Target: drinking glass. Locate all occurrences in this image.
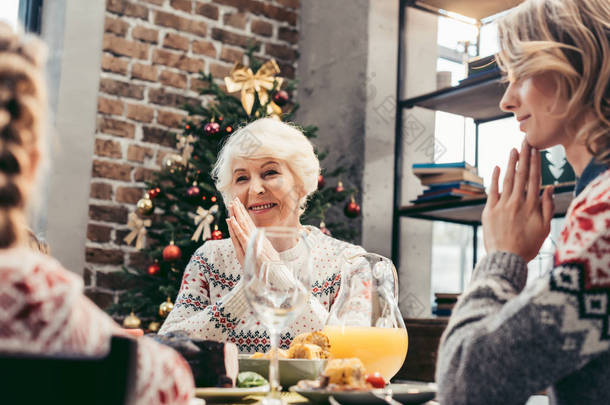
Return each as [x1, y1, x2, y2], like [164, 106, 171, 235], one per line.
[323, 253, 408, 383]
[244, 227, 312, 405]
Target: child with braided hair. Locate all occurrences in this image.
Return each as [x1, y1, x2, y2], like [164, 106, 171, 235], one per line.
[0, 23, 194, 404]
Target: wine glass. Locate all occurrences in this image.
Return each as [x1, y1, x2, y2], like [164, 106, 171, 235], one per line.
[243, 226, 312, 405]
[323, 253, 408, 383]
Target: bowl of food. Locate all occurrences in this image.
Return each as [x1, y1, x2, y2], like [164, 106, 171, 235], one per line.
[238, 331, 330, 388]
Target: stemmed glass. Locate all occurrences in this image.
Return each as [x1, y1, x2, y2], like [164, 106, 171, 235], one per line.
[323, 253, 408, 383]
[243, 226, 312, 405]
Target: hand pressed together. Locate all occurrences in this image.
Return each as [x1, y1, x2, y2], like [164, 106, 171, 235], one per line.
[482, 141, 555, 262]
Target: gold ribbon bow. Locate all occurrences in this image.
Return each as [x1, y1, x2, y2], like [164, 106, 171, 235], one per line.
[224, 60, 284, 116]
[191, 205, 219, 242]
[124, 212, 151, 250]
[176, 134, 196, 161]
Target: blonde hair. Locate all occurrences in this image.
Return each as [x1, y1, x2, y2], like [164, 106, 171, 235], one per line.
[496, 0, 610, 164]
[0, 23, 46, 248]
[211, 118, 320, 212]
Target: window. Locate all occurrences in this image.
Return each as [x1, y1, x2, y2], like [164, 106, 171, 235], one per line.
[0, 0, 42, 33]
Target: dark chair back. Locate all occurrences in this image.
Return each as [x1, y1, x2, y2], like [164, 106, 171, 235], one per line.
[0, 336, 137, 405]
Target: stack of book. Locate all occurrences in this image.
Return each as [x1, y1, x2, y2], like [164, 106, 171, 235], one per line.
[411, 161, 486, 204]
[434, 293, 460, 317]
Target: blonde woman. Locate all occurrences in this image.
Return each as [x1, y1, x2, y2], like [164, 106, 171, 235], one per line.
[0, 24, 194, 404]
[159, 118, 367, 352]
[436, 0, 609, 404]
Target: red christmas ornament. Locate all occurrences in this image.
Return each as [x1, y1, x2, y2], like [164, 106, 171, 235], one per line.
[335, 181, 345, 193]
[344, 197, 361, 218]
[211, 225, 223, 240]
[320, 221, 331, 236]
[163, 242, 182, 262]
[318, 174, 325, 189]
[204, 122, 220, 136]
[187, 185, 201, 198]
[148, 187, 161, 199]
[273, 90, 290, 107]
[147, 262, 161, 276]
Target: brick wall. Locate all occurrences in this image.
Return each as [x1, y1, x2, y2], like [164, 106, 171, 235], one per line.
[85, 0, 299, 308]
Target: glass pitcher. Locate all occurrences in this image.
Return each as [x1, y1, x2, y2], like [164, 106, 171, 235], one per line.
[323, 253, 408, 382]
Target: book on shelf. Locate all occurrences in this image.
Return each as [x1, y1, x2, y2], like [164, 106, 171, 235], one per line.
[420, 187, 485, 198]
[427, 180, 486, 191]
[412, 161, 477, 177]
[410, 191, 485, 204]
[419, 170, 484, 186]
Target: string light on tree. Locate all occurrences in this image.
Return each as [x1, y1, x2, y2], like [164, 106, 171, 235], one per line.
[148, 187, 161, 199]
[318, 174, 325, 189]
[335, 181, 345, 193]
[147, 262, 161, 276]
[319, 221, 331, 236]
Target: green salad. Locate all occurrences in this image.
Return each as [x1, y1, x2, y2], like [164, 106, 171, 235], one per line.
[236, 371, 268, 388]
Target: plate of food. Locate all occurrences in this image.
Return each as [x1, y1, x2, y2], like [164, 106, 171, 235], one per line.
[239, 331, 330, 388]
[195, 371, 270, 401]
[290, 358, 436, 405]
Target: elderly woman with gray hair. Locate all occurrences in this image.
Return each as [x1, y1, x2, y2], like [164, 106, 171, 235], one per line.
[159, 118, 365, 353]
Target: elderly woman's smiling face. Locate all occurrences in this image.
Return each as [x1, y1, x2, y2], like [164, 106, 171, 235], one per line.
[229, 157, 304, 228]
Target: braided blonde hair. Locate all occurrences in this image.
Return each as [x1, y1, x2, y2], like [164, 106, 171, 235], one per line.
[0, 22, 46, 248]
[496, 0, 610, 164]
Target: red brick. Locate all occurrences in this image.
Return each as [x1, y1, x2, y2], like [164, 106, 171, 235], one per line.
[278, 61, 295, 79]
[90, 182, 113, 200]
[209, 62, 232, 78]
[157, 109, 186, 128]
[95, 138, 122, 159]
[126, 103, 154, 123]
[170, 0, 192, 12]
[84, 268, 93, 287]
[163, 33, 189, 51]
[154, 11, 207, 37]
[132, 26, 159, 44]
[211, 28, 259, 49]
[127, 145, 154, 162]
[152, 49, 206, 73]
[195, 2, 219, 20]
[134, 167, 156, 182]
[251, 19, 272, 37]
[84, 290, 115, 310]
[100, 78, 145, 99]
[212, 0, 262, 13]
[104, 16, 128, 36]
[261, 3, 296, 24]
[97, 269, 142, 289]
[131, 63, 158, 82]
[277, 0, 298, 9]
[87, 224, 112, 243]
[97, 97, 124, 115]
[103, 34, 149, 60]
[101, 54, 128, 75]
[159, 70, 187, 89]
[97, 117, 136, 138]
[116, 186, 144, 204]
[192, 40, 216, 57]
[142, 126, 177, 147]
[86, 247, 125, 265]
[148, 88, 200, 109]
[89, 204, 128, 223]
[140, 0, 164, 4]
[128, 252, 149, 271]
[106, 0, 149, 20]
[92, 160, 133, 181]
[223, 12, 247, 29]
[278, 27, 298, 44]
[220, 46, 243, 63]
[190, 77, 209, 92]
[265, 42, 297, 62]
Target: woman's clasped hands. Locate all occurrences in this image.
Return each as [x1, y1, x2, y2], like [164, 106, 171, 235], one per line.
[226, 197, 280, 270]
[482, 140, 555, 262]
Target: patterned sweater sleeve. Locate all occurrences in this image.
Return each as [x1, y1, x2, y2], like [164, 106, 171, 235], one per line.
[159, 242, 250, 340]
[0, 252, 194, 405]
[435, 183, 610, 405]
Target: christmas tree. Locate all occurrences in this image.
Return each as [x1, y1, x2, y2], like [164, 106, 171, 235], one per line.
[110, 51, 361, 329]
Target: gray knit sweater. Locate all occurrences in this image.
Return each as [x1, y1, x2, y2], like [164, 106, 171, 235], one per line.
[436, 169, 610, 405]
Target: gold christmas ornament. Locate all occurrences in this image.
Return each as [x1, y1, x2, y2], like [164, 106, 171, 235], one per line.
[159, 297, 174, 318]
[162, 153, 186, 173]
[124, 212, 151, 249]
[148, 321, 161, 333]
[224, 59, 284, 116]
[122, 311, 141, 329]
[136, 195, 154, 216]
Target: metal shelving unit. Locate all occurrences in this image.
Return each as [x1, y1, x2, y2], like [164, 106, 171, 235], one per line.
[391, 0, 572, 268]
